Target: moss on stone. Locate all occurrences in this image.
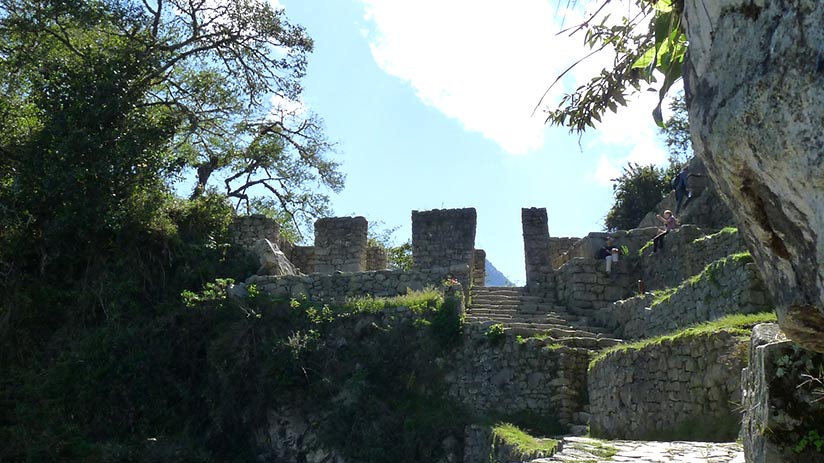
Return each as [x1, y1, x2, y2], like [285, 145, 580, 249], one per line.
[491, 423, 559, 457]
[692, 226, 738, 245]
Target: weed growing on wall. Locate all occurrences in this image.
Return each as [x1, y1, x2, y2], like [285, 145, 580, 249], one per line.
[769, 344, 824, 456]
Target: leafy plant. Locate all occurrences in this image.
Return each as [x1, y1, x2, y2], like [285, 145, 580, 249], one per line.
[542, 0, 687, 132]
[485, 323, 507, 343]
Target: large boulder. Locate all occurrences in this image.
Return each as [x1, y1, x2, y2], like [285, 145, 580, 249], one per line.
[256, 238, 299, 276]
[684, 0, 824, 352]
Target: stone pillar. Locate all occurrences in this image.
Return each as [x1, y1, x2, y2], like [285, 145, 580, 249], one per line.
[366, 246, 388, 271]
[229, 214, 281, 252]
[522, 208, 554, 295]
[313, 216, 368, 274]
[411, 208, 477, 287]
[472, 249, 486, 288]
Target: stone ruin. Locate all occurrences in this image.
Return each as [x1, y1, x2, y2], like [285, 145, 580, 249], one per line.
[230, 206, 821, 463]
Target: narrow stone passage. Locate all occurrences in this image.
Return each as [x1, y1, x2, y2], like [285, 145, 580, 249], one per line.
[532, 437, 744, 463]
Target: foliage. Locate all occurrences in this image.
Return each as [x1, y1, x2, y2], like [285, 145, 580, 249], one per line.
[1, 284, 469, 462]
[660, 93, 692, 164]
[604, 162, 681, 231]
[430, 295, 465, 347]
[0, 1, 350, 460]
[768, 344, 824, 454]
[366, 223, 414, 271]
[542, 0, 687, 131]
[0, 0, 341, 308]
[794, 430, 824, 454]
[484, 323, 507, 343]
[387, 240, 415, 271]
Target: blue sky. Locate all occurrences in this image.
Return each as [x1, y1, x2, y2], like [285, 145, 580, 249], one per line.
[277, 0, 670, 284]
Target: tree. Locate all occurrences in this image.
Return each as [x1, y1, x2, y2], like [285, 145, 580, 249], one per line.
[367, 223, 414, 271]
[604, 162, 677, 231]
[540, 0, 686, 131]
[0, 0, 341, 276]
[660, 92, 691, 165]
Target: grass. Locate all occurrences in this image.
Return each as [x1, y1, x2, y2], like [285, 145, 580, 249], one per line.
[649, 287, 677, 308]
[638, 239, 654, 257]
[341, 287, 443, 314]
[588, 312, 777, 370]
[642, 251, 754, 309]
[491, 423, 559, 456]
[692, 226, 738, 244]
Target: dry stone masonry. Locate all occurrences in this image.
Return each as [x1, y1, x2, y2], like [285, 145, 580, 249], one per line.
[588, 330, 748, 441]
[313, 216, 368, 274]
[640, 225, 744, 292]
[447, 328, 590, 427]
[412, 208, 477, 289]
[227, 203, 805, 461]
[740, 324, 824, 463]
[365, 245, 387, 271]
[522, 208, 555, 297]
[601, 256, 773, 340]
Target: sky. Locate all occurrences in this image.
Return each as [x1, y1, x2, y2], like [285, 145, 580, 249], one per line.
[276, 0, 671, 285]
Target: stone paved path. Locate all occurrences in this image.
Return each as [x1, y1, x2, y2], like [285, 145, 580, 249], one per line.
[532, 437, 745, 463]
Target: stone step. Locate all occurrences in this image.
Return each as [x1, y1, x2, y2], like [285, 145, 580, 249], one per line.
[506, 323, 598, 337]
[468, 300, 521, 308]
[468, 309, 577, 326]
[469, 297, 521, 305]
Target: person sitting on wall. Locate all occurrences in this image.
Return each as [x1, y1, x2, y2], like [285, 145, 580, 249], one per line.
[652, 210, 678, 253]
[595, 237, 621, 274]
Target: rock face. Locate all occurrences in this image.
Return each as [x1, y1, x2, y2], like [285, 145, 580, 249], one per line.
[740, 324, 824, 463]
[684, 0, 824, 352]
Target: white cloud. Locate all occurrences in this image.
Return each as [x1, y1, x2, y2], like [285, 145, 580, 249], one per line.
[360, 0, 589, 154]
[359, 0, 669, 167]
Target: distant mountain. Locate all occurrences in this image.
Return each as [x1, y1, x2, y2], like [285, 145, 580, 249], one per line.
[485, 259, 515, 287]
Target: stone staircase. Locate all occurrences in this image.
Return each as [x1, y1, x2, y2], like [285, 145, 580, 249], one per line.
[467, 286, 622, 349]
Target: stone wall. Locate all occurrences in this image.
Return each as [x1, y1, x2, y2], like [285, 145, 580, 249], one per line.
[640, 225, 745, 291]
[555, 228, 660, 269]
[588, 330, 748, 441]
[462, 425, 555, 463]
[549, 237, 581, 269]
[741, 324, 824, 463]
[522, 208, 554, 296]
[554, 257, 638, 314]
[229, 215, 282, 251]
[412, 208, 477, 289]
[314, 216, 368, 274]
[447, 326, 590, 426]
[366, 246, 388, 271]
[472, 249, 486, 288]
[247, 268, 455, 303]
[600, 256, 773, 340]
[289, 245, 315, 274]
